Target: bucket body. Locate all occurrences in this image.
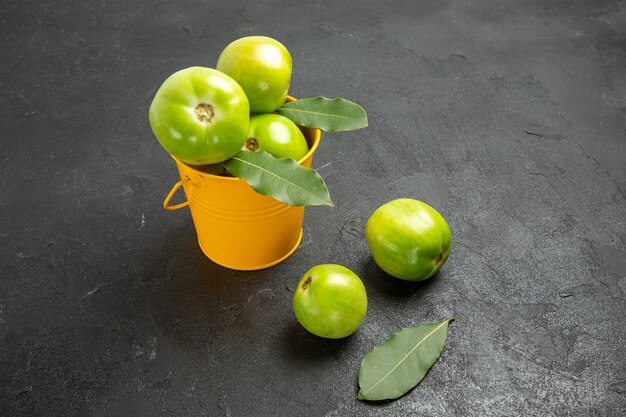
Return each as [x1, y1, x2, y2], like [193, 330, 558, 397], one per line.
[165, 122, 321, 271]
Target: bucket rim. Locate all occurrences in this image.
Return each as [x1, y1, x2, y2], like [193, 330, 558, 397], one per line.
[169, 96, 321, 182]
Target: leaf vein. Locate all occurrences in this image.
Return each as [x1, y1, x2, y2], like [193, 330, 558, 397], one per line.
[282, 108, 354, 120]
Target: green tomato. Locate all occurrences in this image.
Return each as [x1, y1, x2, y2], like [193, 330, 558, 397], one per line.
[365, 198, 452, 281]
[216, 36, 292, 113]
[293, 264, 367, 339]
[149, 66, 250, 165]
[243, 114, 309, 160]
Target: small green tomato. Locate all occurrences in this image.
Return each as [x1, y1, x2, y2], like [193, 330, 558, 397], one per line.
[216, 36, 292, 113]
[148, 66, 250, 165]
[365, 198, 452, 281]
[243, 114, 309, 160]
[292, 264, 367, 339]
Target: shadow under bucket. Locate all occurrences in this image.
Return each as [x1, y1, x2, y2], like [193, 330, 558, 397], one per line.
[162, 115, 321, 271]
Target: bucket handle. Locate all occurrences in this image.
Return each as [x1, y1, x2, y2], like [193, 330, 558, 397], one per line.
[163, 177, 190, 211]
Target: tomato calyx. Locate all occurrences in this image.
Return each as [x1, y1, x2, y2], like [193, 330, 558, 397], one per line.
[242, 138, 259, 152]
[194, 103, 215, 123]
[434, 251, 443, 265]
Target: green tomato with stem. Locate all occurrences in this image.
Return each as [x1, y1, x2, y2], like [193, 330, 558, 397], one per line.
[216, 36, 292, 113]
[293, 264, 367, 339]
[365, 198, 452, 281]
[243, 114, 309, 160]
[149, 66, 250, 165]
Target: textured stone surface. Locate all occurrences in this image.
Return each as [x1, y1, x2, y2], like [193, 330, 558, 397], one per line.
[1, 0, 625, 416]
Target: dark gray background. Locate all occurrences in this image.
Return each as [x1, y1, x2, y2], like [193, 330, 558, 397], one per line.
[1, 0, 625, 416]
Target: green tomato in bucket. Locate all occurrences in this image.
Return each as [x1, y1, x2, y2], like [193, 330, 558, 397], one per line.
[243, 113, 309, 160]
[216, 36, 292, 113]
[148, 66, 250, 165]
[365, 198, 452, 281]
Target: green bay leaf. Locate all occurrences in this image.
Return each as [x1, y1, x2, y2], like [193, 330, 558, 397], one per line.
[223, 150, 333, 207]
[276, 97, 368, 132]
[357, 318, 454, 401]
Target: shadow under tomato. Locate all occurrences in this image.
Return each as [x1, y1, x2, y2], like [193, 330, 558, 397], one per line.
[360, 257, 441, 301]
[279, 321, 356, 364]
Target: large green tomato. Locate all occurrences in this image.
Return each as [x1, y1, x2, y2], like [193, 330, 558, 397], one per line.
[293, 264, 367, 339]
[216, 36, 292, 113]
[365, 198, 452, 281]
[243, 114, 309, 160]
[149, 66, 250, 165]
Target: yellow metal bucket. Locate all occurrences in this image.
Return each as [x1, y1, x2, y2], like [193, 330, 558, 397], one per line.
[162, 116, 321, 271]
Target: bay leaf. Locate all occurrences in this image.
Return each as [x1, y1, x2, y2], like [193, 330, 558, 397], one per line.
[276, 97, 368, 132]
[223, 150, 333, 207]
[357, 318, 454, 401]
